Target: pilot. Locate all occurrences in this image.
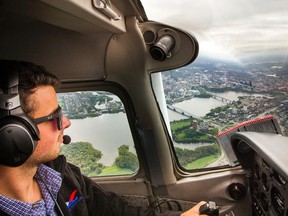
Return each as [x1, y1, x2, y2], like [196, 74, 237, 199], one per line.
[0, 60, 207, 216]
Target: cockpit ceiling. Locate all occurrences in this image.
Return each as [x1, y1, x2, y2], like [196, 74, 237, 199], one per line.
[0, 0, 146, 33]
[0, 0, 145, 81]
[0, 13, 109, 81]
[0, 0, 199, 81]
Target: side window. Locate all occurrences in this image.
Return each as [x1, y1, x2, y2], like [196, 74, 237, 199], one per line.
[57, 91, 139, 177]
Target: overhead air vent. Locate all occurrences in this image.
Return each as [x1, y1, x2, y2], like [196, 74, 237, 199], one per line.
[150, 34, 175, 61]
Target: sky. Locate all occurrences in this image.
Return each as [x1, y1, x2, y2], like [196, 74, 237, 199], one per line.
[141, 0, 288, 62]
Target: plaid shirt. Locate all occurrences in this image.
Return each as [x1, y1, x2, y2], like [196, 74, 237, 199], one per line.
[0, 164, 62, 216]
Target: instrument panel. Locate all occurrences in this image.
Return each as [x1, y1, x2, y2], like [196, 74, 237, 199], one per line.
[252, 153, 288, 216]
[230, 132, 288, 216]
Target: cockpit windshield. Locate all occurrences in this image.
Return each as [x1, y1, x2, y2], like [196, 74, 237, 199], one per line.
[144, 0, 288, 170]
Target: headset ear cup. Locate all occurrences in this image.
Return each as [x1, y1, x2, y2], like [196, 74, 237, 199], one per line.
[0, 60, 41, 167]
[0, 116, 38, 167]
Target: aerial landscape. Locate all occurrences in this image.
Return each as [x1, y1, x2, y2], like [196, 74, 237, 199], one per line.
[59, 55, 288, 175]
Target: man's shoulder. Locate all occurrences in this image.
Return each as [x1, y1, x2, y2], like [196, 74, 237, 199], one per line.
[44, 155, 83, 181]
[44, 155, 67, 173]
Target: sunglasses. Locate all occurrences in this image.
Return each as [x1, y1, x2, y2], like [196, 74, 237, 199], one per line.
[33, 106, 63, 130]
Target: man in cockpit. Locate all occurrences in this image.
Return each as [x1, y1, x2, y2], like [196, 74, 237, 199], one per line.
[0, 60, 207, 216]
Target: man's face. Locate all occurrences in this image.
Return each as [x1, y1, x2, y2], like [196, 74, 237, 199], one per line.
[27, 85, 71, 164]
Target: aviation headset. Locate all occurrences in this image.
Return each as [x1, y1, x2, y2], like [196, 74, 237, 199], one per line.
[0, 60, 40, 167]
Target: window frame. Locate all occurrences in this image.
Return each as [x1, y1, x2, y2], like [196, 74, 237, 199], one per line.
[58, 80, 147, 180]
[150, 72, 233, 176]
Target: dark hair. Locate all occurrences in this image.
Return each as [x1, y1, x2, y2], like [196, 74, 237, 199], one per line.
[18, 61, 60, 116]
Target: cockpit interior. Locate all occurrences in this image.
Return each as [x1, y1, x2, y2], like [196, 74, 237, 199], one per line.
[1, 0, 288, 215]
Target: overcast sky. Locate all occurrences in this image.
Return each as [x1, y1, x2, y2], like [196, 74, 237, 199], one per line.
[142, 0, 288, 62]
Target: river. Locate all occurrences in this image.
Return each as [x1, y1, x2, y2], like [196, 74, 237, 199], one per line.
[170, 91, 250, 119]
[64, 91, 251, 166]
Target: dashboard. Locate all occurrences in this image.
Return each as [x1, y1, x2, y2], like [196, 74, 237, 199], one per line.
[252, 153, 287, 216]
[230, 132, 288, 216]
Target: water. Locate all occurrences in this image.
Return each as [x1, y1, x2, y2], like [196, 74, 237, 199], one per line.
[64, 91, 251, 165]
[65, 113, 134, 166]
[169, 92, 251, 150]
[172, 91, 249, 118]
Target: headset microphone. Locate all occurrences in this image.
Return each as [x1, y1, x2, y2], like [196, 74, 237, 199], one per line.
[63, 135, 71, 145]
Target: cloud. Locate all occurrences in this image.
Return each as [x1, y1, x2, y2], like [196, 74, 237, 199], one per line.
[201, 11, 288, 58]
[142, 0, 288, 60]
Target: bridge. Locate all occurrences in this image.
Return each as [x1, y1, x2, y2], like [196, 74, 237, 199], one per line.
[167, 105, 200, 119]
[167, 104, 225, 131]
[167, 92, 233, 119]
[209, 93, 233, 103]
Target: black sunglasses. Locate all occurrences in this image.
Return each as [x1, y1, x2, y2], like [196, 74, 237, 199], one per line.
[33, 106, 63, 130]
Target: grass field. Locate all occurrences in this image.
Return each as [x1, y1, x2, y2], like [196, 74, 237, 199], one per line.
[92, 154, 220, 176]
[170, 120, 191, 131]
[184, 154, 219, 169]
[99, 164, 134, 176]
